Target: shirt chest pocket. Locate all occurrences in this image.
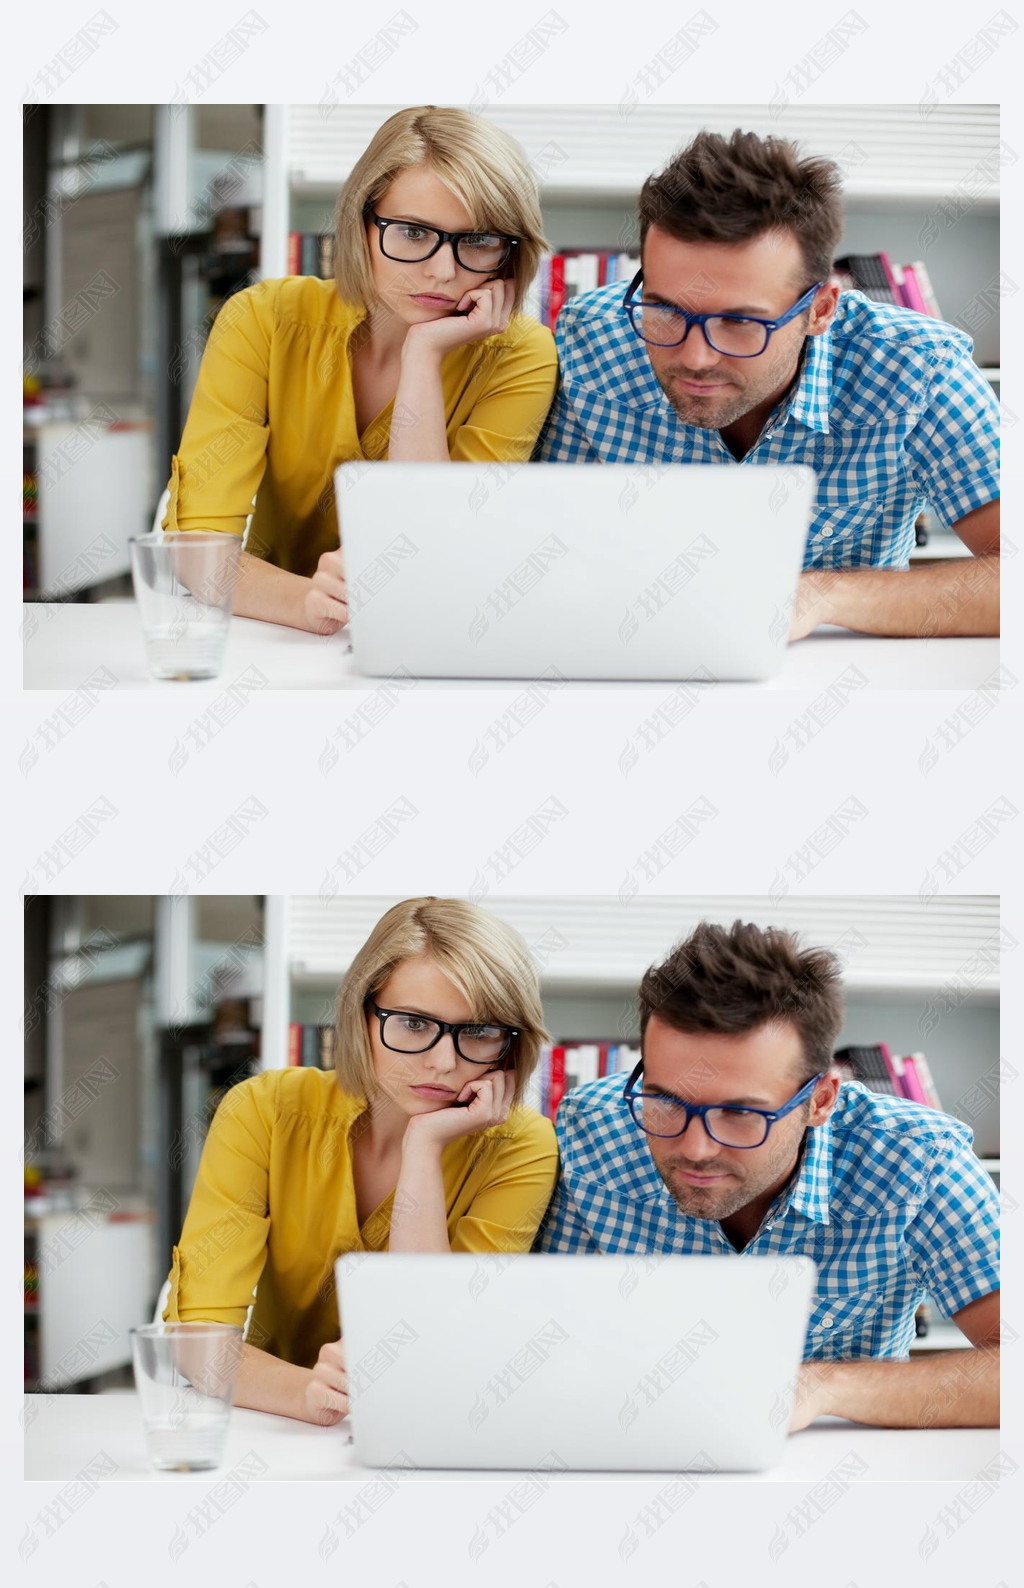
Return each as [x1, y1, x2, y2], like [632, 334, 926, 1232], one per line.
[805, 1291, 883, 1359]
[805, 497, 881, 569]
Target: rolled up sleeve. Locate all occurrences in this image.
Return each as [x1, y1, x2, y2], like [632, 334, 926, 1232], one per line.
[163, 1076, 274, 1327]
[905, 344, 1000, 531]
[164, 283, 274, 538]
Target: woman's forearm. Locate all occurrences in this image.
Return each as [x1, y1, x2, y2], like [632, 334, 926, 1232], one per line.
[387, 1136, 452, 1251]
[232, 549, 319, 631]
[231, 1340, 316, 1422]
[387, 345, 451, 462]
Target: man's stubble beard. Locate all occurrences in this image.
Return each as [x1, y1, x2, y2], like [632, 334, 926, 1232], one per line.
[653, 1157, 752, 1221]
[651, 333, 807, 433]
[654, 373, 753, 432]
[653, 1123, 810, 1224]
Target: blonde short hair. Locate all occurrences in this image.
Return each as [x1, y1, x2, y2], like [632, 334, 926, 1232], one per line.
[334, 106, 548, 317]
[334, 897, 548, 1109]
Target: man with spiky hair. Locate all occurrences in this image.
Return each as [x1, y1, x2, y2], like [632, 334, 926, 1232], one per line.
[537, 129, 999, 639]
[536, 920, 1000, 1429]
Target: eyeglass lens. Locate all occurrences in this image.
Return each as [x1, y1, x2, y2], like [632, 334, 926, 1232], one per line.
[630, 1093, 769, 1146]
[380, 222, 508, 272]
[630, 303, 769, 355]
[381, 1011, 508, 1063]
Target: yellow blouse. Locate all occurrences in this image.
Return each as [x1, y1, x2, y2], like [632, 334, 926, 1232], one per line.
[164, 276, 559, 576]
[163, 1066, 558, 1369]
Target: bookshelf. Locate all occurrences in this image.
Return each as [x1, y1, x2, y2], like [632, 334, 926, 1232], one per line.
[261, 105, 1000, 361]
[261, 897, 999, 1129]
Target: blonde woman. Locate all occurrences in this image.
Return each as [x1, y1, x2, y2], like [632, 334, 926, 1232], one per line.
[164, 107, 556, 633]
[163, 898, 557, 1426]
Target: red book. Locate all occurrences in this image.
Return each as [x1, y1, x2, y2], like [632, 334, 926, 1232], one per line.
[547, 255, 566, 331]
[287, 232, 302, 276]
[288, 1023, 302, 1065]
[548, 1045, 566, 1120]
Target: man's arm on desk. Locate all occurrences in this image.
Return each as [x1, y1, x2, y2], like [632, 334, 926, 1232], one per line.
[789, 500, 1000, 640]
[790, 1289, 1000, 1430]
[233, 549, 349, 635]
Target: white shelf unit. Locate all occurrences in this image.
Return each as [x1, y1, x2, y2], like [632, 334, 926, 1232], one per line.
[261, 105, 999, 344]
[264, 104, 1000, 259]
[261, 893, 1001, 1169]
[262, 892, 1000, 1067]
[25, 1212, 151, 1388]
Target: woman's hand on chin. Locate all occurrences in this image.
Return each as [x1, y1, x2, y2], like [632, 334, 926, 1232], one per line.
[404, 1069, 516, 1149]
[304, 1338, 349, 1426]
[402, 279, 515, 361]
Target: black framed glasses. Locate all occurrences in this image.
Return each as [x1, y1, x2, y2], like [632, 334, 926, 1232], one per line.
[369, 1003, 518, 1065]
[623, 1058, 825, 1148]
[622, 270, 824, 356]
[365, 209, 518, 273]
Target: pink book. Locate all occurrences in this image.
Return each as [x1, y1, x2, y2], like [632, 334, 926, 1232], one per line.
[900, 264, 929, 315]
[910, 261, 942, 317]
[899, 1053, 930, 1105]
[880, 1042, 908, 1097]
[908, 1051, 943, 1109]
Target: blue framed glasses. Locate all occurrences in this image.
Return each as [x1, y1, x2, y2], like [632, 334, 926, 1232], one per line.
[623, 1058, 825, 1147]
[623, 270, 824, 356]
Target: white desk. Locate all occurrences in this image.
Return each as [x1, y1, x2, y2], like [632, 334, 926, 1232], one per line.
[22, 602, 998, 691]
[24, 1392, 997, 1482]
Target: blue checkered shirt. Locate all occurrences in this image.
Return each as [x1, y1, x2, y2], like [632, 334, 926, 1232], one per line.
[536, 286, 1000, 569]
[535, 1078, 999, 1361]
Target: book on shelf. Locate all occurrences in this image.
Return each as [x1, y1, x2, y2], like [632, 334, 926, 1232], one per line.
[833, 1042, 903, 1096]
[525, 1041, 641, 1121]
[833, 252, 943, 318]
[904, 1051, 942, 1109]
[287, 232, 336, 279]
[897, 1052, 930, 1106]
[907, 262, 941, 317]
[524, 251, 640, 330]
[288, 1022, 336, 1068]
[833, 1044, 944, 1109]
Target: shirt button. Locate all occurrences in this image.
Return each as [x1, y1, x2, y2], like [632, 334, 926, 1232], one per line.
[820, 1313, 834, 1327]
[820, 525, 834, 538]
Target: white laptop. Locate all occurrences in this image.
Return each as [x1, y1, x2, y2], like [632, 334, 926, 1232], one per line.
[336, 462, 815, 681]
[336, 1252, 816, 1472]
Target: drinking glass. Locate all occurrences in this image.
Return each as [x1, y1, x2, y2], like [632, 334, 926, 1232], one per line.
[130, 1322, 243, 1472]
[129, 532, 241, 681]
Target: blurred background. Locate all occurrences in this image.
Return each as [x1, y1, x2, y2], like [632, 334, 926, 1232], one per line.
[24, 894, 1002, 1393]
[23, 103, 1002, 599]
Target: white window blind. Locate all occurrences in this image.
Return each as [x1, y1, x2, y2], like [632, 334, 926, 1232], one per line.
[281, 895, 1000, 993]
[285, 104, 1000, 203]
